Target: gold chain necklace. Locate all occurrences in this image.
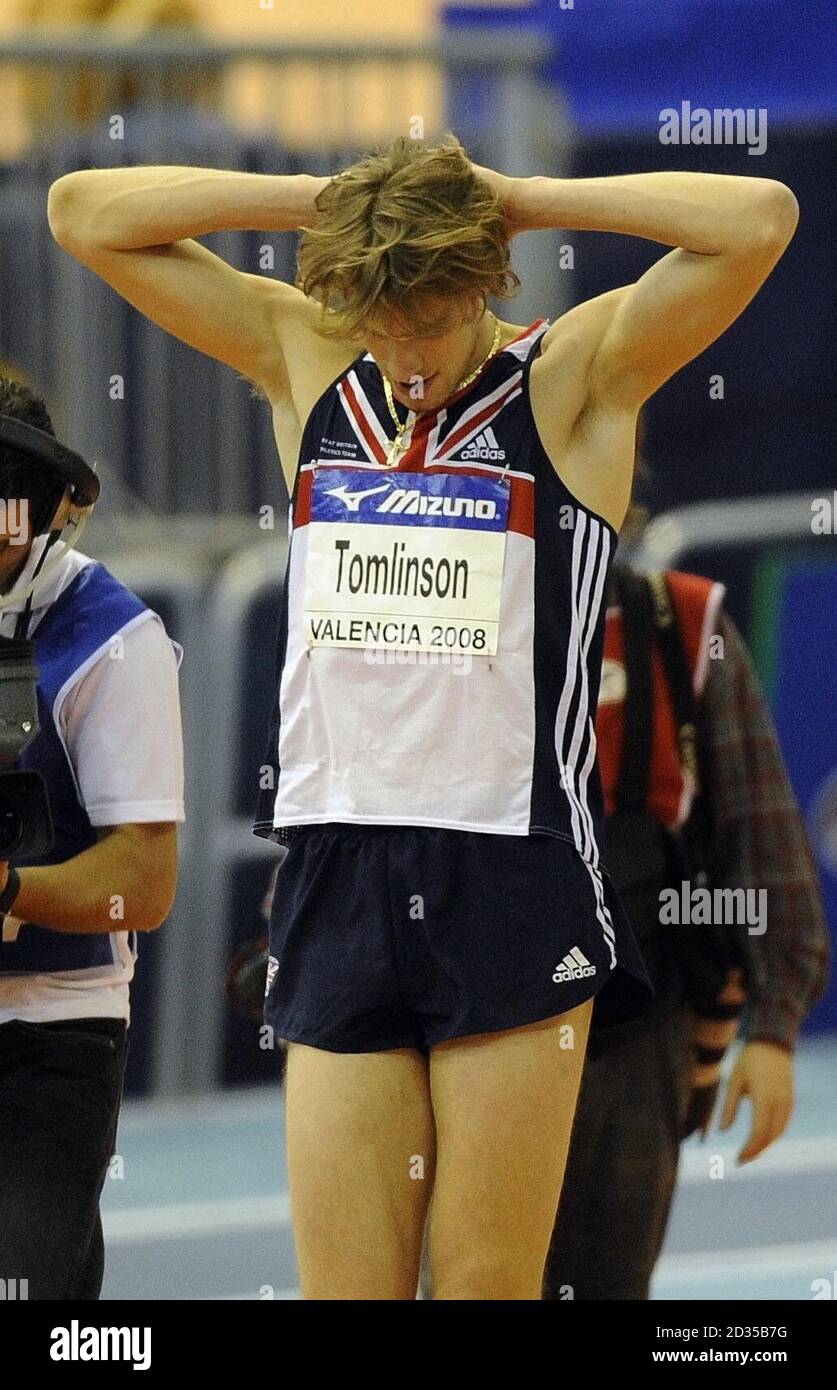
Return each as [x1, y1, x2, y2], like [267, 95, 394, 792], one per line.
[381, 313, 502, 467]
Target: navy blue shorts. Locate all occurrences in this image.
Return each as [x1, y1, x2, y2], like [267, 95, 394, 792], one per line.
[265, 824, 653, 1054]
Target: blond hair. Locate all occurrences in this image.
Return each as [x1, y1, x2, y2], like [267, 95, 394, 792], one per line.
[297, 133, 521, 340]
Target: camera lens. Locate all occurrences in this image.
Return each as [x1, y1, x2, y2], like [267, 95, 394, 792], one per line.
[0, 799, 23, 856]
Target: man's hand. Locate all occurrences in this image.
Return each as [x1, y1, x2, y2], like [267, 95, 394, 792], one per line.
[0, 860, 8, 897]
[469, 162, 531, 239]
[719, 1041, 795, 1164]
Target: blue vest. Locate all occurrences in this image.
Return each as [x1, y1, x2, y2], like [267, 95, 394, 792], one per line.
[0, 560, 148, 976]
[253, 319, 615, 865]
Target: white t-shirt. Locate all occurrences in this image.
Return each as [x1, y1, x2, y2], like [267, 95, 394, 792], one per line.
[0, 539, 185, 1024]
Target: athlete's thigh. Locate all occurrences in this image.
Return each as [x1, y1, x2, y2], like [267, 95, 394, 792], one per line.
[427, 1000, 592, 1297]
[284, 1041, 436, 1300]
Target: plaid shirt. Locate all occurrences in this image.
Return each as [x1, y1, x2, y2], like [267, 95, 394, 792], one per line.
[699, 610, 831, 1050]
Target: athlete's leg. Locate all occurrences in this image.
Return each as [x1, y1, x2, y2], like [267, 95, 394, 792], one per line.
[285, 1042, 436, 1299]
[427, 999, 592, 1300]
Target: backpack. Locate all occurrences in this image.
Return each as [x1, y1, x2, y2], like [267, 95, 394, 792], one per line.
[604, 565, 752, 1017]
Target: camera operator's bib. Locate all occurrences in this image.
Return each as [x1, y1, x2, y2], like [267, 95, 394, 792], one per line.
[1, 558, 148, 976]
[303, 468, 509, 657]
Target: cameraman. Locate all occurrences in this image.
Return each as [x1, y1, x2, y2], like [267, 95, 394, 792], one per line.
[0, 379, 184, 1300]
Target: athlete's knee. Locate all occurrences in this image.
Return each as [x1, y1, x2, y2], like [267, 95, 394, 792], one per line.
[432, 1260, 543, 1300]
[430, 1245, 544, 1301]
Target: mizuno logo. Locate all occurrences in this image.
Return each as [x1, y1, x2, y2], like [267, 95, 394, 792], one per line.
[552, 947, 597, 983]
[376, 491, 497, 520]
[460, 426, 505, 461]
[323, 483, 391, 511]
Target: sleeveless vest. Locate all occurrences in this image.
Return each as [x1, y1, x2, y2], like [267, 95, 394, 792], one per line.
[254, 318, 617, 868]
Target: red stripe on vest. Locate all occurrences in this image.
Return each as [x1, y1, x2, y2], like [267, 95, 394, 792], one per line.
[342, 376, 387, 465]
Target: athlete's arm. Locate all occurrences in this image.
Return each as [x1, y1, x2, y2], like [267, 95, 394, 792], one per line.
[47, 166, 331, 397]
[472, 165, 797, 529]
[481, 167, 799, 407]
[0, 822, 177, 934]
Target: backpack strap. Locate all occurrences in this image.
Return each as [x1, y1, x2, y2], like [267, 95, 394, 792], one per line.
[612, 563, 655, 814]
[646, 571, 712, 881]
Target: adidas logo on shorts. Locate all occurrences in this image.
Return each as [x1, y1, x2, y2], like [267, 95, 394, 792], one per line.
[460, 426, 506, 461]
[552, 947, 597, 983]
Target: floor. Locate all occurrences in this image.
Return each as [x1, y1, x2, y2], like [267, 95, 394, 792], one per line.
[100, 1034, 837, 1301]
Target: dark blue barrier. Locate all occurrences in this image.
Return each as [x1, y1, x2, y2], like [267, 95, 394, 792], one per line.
[444, 1, 837, 132]
[235, 587, 284, 819]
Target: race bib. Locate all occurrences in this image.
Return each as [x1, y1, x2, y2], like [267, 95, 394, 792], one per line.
[303, 468, 509, 655]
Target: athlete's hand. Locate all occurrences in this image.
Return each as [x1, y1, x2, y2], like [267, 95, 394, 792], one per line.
[0, 860, 8, 896]
[718, 1041, 795, 1164]
[469, 162, 531, 239]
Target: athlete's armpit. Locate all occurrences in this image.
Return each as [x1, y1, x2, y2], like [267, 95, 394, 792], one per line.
[528, 290, 637, 531]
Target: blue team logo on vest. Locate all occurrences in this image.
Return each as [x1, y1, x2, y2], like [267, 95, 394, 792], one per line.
[313, 469, 509, 532]
[0, 561, 148, 977]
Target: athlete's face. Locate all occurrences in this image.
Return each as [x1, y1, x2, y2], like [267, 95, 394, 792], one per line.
[362, 293, 489, 414]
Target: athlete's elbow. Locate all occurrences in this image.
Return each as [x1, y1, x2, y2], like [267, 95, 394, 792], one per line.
[48, 173, 100, 250]
[48, 170, 131, 252]
[745, 181, 799, 251]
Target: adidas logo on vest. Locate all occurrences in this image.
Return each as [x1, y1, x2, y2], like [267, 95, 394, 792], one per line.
[459, 426, 505, 461]
[552, 947, 597, 983]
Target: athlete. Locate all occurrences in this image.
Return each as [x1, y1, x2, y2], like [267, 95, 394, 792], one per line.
[47, 135, 799, 1299]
